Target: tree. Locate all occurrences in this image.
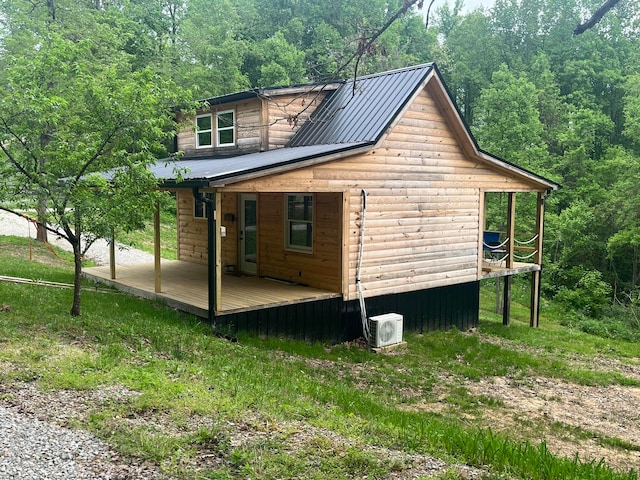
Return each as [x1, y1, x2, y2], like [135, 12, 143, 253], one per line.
[0, 30, 183, 316]
[472, 65, 548, 170]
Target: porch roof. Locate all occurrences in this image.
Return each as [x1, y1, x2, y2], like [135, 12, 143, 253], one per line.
[153, 141, 371, 188]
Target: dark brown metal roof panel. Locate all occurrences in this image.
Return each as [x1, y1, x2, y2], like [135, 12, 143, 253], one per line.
[151, 142, 371, 185]
[288, 64, 434, 147]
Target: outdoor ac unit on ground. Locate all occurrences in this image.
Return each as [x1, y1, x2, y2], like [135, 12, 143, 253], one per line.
[369, 313, 403, 348]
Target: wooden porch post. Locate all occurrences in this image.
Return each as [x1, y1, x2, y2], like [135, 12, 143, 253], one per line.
[503, 193, 516, 326]
[506, 193, 516, 269]
[503, 276, 511, 326]
[530, 191, 546, 327]
[109, 228, 116, 280]
[154, 202, 161, 293]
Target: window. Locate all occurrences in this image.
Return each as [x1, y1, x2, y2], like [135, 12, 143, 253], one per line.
[195, 114, 213, 148]
[194, 193, 214, 219]
[286, 194, 313, 252]
[217, 110, 235, 146]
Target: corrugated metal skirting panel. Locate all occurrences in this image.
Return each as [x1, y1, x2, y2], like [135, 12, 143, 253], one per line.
[215, 282, 479, 342]
[343, 282, 480, 335]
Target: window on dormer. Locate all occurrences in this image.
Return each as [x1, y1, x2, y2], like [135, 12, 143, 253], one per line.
[196, 114, 213, 148]
[217, 110, 235, 146]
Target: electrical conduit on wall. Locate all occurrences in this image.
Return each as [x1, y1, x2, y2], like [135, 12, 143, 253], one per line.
[357, 189, 370, 343]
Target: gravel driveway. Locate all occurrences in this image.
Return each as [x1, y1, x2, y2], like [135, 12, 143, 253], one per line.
[0, 210, 153, 266]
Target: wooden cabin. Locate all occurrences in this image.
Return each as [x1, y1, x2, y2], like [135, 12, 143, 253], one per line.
[85, 64, 559, 342]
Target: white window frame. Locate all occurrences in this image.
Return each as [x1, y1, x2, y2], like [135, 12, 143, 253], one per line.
[195, 113, 213, 148]
[285, 194, 313, 253]
[216, 109, 235, 147]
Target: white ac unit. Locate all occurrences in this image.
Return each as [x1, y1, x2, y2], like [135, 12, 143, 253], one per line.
[369, 313, 403, 348]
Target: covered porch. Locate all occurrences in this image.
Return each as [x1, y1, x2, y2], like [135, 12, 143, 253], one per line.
[83, 260, 340, 319]
[480, 190, 548, 327]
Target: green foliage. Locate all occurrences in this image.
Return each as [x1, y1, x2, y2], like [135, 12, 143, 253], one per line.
[473, 64, 547, 169]
[554, 269, 612, 317]
[244, 31, 307, 87]
[0, 2, 188, 314]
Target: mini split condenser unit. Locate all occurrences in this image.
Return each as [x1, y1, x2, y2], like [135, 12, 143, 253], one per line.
[369, 313, 403, 348]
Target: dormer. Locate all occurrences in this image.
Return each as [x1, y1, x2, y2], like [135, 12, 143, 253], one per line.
[176, 83, 340, 157]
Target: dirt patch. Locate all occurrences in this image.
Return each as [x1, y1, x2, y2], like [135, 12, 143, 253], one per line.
[417, 374, 640, 474]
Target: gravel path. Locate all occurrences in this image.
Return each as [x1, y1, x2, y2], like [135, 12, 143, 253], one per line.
[0, 210, 153, 266]
[1, 211, 163, 479]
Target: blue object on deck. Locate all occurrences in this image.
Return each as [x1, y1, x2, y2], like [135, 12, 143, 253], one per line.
[483, 231, 506, 258]
[483, 231, 500, 250]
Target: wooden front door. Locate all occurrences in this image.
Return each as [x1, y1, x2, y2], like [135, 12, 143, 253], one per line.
[239, 194, 257, 274]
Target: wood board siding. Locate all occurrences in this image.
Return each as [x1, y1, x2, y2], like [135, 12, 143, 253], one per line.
[176, 90, 332, 155]
[220, 192, 238, 271]
[177, 99, 263, 155]
[223, 86, 538, 302]
[176, 189, 208, 264]
[257, 192, 342, 292]
[175, 190, 238, 269]
[267, 91, 332, 150]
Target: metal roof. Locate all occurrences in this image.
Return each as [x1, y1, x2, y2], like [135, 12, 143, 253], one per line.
[152, 63, 558, 191]
[151, 142, 370, 185]
[288, 64, 434, 147]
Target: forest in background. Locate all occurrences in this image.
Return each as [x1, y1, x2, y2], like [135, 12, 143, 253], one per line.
[1, 0, 639, 330]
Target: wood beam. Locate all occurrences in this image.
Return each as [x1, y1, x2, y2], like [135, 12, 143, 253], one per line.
[341, 191, 351, 299]
[154, 202, 161, 293]
[109, 228, 116, 280]
[530, 192, 546, 327]
[503, 275, 512, 326]
[506, 192, 516, 269]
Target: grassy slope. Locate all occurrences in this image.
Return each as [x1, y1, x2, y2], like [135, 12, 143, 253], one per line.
[0, 236, 638, 480]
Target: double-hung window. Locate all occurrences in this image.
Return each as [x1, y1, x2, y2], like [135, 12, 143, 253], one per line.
[195, 110, 235, 148]
[195, 114, 213, 148]
[286, 194, 313, 252]
[217, 110, 235, 146]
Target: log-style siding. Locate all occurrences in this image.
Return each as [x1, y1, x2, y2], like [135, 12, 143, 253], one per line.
[266, 91, 331, 150]
[224, 87, 537, 301]
[176, 189, 208, 264]
[175, 190, 238, 270]
[176, 99, 263, 155]
[257, 192, 342, 292]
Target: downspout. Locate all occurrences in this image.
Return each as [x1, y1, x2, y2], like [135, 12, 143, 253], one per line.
[192, 188, 217, 326]
[193, 188, 237, 342]
[357, 189, 370, 343]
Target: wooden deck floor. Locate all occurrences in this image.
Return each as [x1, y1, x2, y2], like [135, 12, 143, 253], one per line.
[83, 260, 340, 318]
[481, 260, 540, 279]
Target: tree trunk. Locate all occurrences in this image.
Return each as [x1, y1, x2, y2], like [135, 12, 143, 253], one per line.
[36, 197, 48, 243]
[71, 239, 83, 316]
[69, 211, 82, 316]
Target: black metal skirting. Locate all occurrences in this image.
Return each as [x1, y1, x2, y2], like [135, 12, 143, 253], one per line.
[214, 281, 480, 343]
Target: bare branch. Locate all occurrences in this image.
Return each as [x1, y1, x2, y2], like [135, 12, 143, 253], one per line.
[574, 0, 622, 35]
[425, 0, 437, 29]
[0, 206, 70, 243]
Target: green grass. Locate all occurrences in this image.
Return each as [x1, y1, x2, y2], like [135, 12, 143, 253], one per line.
[0, 238, 639, 479]
[115, 207, 178, 259]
